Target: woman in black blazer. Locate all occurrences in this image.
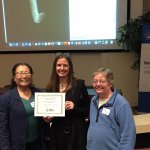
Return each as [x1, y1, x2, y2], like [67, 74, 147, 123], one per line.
[0, 63, 48, 150]
[44, 53, 90, 150]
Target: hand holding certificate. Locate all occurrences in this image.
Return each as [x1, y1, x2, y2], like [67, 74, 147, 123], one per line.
[34, 92, 65, 117]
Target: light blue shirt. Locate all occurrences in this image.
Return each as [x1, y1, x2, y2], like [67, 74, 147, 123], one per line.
[87, 90, 136, 150]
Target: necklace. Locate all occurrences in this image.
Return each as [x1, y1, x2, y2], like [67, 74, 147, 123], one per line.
[59, 83, 64, 89]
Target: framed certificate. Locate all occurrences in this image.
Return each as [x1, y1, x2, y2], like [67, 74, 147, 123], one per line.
[34, 92, 65, 117]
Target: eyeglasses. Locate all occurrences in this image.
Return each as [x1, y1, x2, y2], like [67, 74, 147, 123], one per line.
[15, 71, 31, 77]
[55, 52, 70, 57]
[93, 80, 108, 84]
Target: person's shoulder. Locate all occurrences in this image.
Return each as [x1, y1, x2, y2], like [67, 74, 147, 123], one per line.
[0, 85, 14, 95]
[115, 92, 130, 106]
[75, 78, 85, 83]
[0, 87, 16, 101]
[75, 79, 86, 86]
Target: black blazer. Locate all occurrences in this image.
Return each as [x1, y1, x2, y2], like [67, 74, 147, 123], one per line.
[0, 87, 47, 150]
[48, 79, 90, 150]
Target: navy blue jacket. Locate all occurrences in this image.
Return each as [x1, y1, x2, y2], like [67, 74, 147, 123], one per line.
[0, 87, 47, 150]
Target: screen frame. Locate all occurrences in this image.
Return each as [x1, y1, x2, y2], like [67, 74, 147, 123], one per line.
[0, 0, 130, 54]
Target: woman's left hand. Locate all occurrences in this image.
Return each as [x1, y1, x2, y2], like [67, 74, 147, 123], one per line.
[65, 101, 74, 110]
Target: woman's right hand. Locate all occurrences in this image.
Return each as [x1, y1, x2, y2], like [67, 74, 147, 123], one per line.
[43, 116, 54, 123]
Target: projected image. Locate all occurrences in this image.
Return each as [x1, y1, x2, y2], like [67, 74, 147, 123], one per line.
[69, 0, 116, 40]
[29, 0, 45, 24]
[2, 0, 69, 45]
[0, 0, 127, 51]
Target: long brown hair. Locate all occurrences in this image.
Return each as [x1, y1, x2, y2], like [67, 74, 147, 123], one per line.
[46, 53, 76, 92]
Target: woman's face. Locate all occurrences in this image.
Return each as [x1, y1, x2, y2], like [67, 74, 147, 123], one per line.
[13, 65, 32, 88]
[93, 73, 112, 95]
[56, 58, 69, 79]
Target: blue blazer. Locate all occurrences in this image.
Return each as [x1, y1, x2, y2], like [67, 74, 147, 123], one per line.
[0, 87, 47, 150]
